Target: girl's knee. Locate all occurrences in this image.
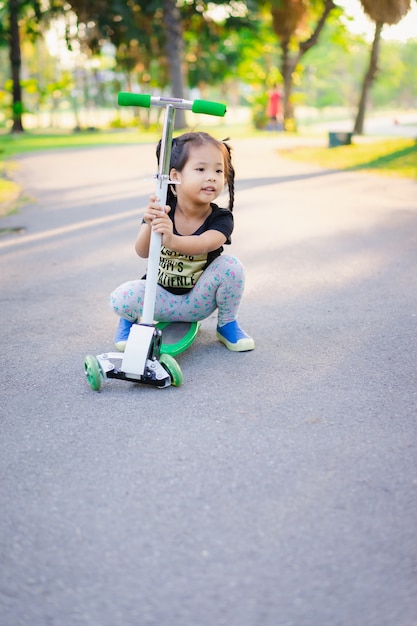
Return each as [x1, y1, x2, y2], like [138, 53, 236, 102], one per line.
[109, 280, 145, 314]
[220, 255, 245, 281]
[109, 286, 120, 312]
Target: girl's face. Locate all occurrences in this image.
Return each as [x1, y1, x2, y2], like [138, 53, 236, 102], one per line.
[171, 143, 226, 207]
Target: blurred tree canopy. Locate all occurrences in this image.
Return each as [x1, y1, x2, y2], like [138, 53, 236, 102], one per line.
[0, 0, 416, 133]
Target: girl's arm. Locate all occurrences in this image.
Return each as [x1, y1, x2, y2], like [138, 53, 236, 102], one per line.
[161, 229, 226, 255]
[135, 221, 152, 258]
[137, 218, 226, 257]
[136, 195, 227, 257]
[135, 195, 165, 258]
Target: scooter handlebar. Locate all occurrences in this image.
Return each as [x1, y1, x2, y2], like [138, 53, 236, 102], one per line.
[192, 99, 226, 117]
[118, 92, 226, 117]
[118, 92, 151, 108]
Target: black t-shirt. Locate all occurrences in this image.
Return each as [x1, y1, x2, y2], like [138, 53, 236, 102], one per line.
[157, 202, 233, 294]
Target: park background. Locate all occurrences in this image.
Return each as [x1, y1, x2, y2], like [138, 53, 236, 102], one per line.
[1, 0, 416, 217]
[1, 0, 416, 134]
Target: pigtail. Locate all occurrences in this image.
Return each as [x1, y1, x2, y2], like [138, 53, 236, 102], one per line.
[221, 139, 235, 212]
[227, 172, 235, 212]
[155, 138, 178, 209]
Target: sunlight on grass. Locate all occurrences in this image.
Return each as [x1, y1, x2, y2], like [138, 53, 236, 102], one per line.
[0, 180, 20, 217]
[0, 130, 160, 160]
[281, 138, 417, 179]
[0, 123, 261, 160]
[0, 179, 17, 201]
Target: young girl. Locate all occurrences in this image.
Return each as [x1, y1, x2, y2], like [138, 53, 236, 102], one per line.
[109, 131, 254, 352]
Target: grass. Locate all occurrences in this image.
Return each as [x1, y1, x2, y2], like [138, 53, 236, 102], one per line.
[0, 177, 19, 204]
[280, 137, 417, 179]
[0, 128, 160, 159]
[0, 128, 416, 218]
[0, 121, 259, 159]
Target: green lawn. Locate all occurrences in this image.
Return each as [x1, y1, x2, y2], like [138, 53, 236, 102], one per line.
[280, 137, 417, 179]
[0, 128, 160, 159]
[0, 121, 257, 160]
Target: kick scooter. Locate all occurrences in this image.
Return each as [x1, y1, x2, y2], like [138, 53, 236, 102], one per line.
[84, 92, 227, 391]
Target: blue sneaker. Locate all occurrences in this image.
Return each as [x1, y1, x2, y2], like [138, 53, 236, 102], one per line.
[216, 320, 255, 352]
[114, 317, 134, 352]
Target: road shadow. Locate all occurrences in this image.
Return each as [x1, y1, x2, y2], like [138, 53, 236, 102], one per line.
[236, 168, 339, 193]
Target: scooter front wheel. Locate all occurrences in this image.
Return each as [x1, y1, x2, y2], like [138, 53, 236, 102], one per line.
[159, 353, 183, 387]
[84, 355, 102, 391]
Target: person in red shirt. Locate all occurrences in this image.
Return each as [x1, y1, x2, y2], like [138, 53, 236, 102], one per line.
[267, 84, 283, 131]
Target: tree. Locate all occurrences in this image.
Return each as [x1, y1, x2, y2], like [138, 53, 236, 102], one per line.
[4, 0, 44, 132]
[162, 0, 186, 127]
[268, 0, 336, 129]
[66, 0, 187, 127]
[353, 0, 412, 134]
[1, 0, 68, 133]
[65, 0, 258, 129]
[8, 0, 24, 131]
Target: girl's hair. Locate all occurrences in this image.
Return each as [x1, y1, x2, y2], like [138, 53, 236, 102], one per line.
[156, 131, 235, 211]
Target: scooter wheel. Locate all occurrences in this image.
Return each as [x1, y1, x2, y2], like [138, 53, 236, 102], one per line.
[84, 355, 102, 391]
[160, 353, 183, 387]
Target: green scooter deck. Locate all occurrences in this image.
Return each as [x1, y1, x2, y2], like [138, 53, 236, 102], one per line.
[157, 321, 200, 357]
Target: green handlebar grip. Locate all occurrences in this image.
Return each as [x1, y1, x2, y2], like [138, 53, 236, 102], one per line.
[192, 100, 227, 117]
[118, 92, 151, 108]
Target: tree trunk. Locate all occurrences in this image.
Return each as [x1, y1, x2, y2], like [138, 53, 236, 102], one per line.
[278, 0, 335, 130]
[281, 41, 295, 128]
[9, 0, 24, 133]
[163, 0, 187, 129]
[353, 21, 383, 135]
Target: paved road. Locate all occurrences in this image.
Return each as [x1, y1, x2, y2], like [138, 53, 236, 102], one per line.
[1, 136, 416, 626]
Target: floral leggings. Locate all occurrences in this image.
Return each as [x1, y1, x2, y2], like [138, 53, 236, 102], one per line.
[109, 255, 245, 327]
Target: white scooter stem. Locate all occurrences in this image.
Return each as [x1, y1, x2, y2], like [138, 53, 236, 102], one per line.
[141, 104, 176, 326]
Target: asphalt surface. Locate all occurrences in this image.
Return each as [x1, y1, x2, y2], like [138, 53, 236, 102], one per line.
[1, 134, 416, 626]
